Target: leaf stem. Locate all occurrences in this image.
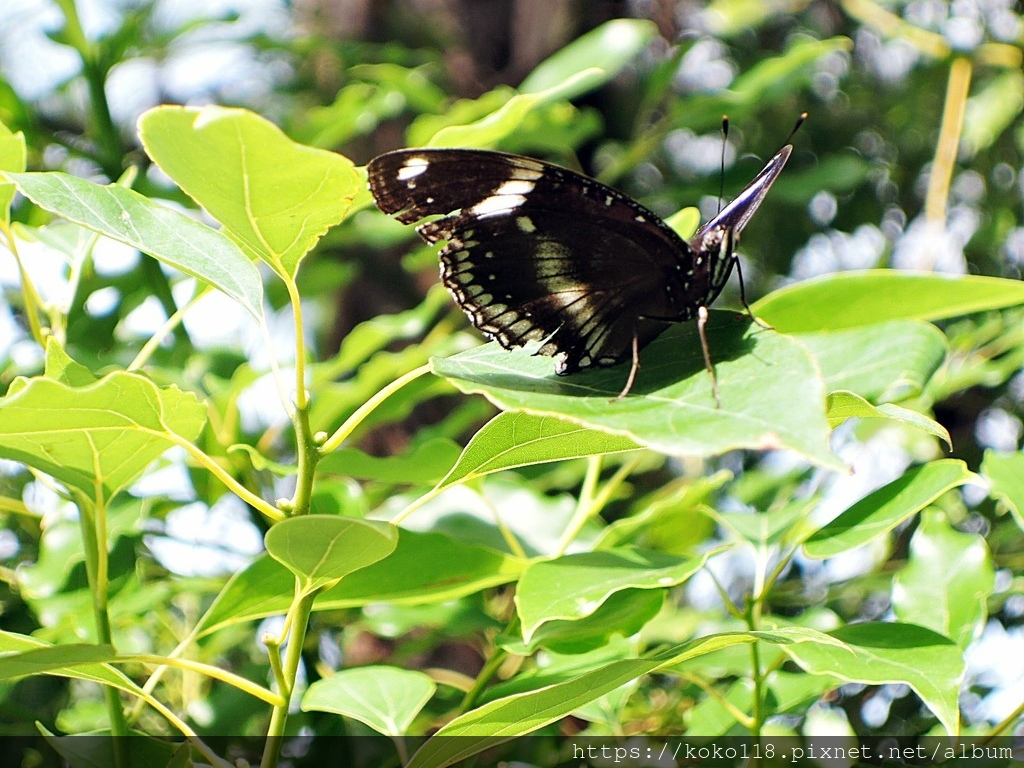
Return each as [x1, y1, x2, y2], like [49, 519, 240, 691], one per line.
[123, 654, 284, 706]
[128, 287, 210, 372]
[319, 364, 433, 454]
[174, 438, 284, 522]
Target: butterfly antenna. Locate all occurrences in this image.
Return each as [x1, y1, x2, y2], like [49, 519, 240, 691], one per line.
[717, 115, 729, 215]
[785, 112, 808, 146]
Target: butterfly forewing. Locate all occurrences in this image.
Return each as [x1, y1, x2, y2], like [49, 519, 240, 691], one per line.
[368, 149, 697, 374]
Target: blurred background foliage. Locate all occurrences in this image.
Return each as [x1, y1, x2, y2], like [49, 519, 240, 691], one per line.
[1, 0, 1023, 746]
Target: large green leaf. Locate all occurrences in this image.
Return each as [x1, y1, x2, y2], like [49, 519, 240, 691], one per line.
[138, 105, 360, 278]
[432, 313, 842, 470]
[516, 548, 713, 642]
[0, 372, 206, 503]
[263, 515, 398, 595]
[196, 530, 523, 636]
[804, 460, 976, 559]
[783, 622, 964, 735]
[302, 666, 436, 736]
[797, 321, 947, 402]
[892, 510, 994, 649]
[754, 271, 1024, 333]
[5, 171, 264, 319]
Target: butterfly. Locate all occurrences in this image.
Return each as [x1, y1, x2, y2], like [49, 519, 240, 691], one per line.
[367, 138, 792, 404]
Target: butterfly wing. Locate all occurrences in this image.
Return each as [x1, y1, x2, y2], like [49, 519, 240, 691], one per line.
[368, 149, 697, 374]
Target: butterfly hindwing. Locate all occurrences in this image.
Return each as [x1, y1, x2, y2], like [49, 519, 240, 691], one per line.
[367, 149, 698, 374]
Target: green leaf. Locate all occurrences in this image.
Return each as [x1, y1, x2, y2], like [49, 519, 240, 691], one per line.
[504, 588, 664, 654]
[664, 207, 701, 240]
[426, 70, 607, 148]
[980, 450, 1024, 530]
[432, 313, 842, 470]
[43, 337, 98, 386]
[406, 633, 761, 768]
[0, 372, 206, 503]
[0, 120, 26, 224]
[5, 170, 264, 319]
[431, 411, 641, 495]
[519, 19, 658, 97]
[516, 548, 713, 642]
[804, 460, 977, 559]
[797, 321, 947, 402]
[783, 622, 964, 736]
[317, 438, 463, 485]
[263, 515, 398, 595]
[138, 105, 360, 278]
[411, 629, 822, 767]
[0, 632, 143, 697]
[0, 642, 117, 681]
[892, 510, 995, 649]
[302, 666, 436, 736]
[197, 530, 522, 635]
[754, 271, 1024, 333]
[826, 391, 951, 448]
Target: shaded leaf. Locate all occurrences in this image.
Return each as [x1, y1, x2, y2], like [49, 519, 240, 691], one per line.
[432, 313, 842, 470]
[798, 321, 947, 403]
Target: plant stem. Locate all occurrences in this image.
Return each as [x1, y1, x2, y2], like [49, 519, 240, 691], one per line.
[925, 57, 972, 230]
[459, 647, 510, 715]
[260, 592, 316, 768]
[75, 492, 129, 746]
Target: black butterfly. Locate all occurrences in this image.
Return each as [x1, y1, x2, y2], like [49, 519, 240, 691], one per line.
[367, 141, 792, 403]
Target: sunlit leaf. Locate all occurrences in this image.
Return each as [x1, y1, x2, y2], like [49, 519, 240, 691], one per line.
[302, 666, 436, 736]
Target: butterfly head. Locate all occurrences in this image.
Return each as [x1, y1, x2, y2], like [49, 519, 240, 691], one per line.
[697, 144, 792, 240]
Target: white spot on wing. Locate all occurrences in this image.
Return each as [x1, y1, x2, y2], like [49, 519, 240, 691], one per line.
[397, 157, 429, 180]
[517, 216, 536, 232]
[470, 194, 527, 217]
[495, 179, 536, 196]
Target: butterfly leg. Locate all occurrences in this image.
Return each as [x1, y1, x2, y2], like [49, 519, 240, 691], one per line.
[734, 256, 773, 330]
[613, 331, 641, 402]
[697, 306, 721, 408]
